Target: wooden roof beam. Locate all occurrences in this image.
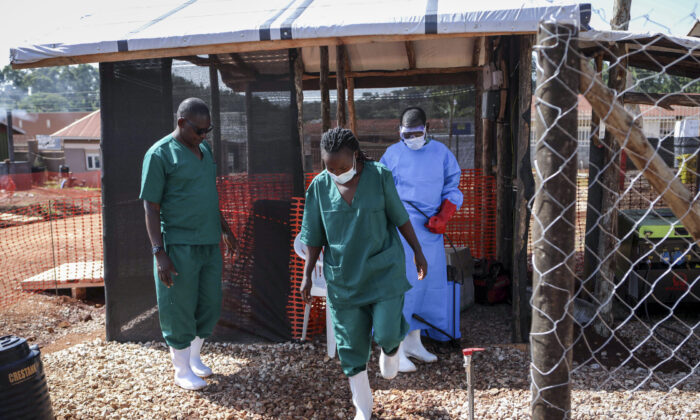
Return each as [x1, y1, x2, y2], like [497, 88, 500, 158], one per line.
[405, 41, 416, 69]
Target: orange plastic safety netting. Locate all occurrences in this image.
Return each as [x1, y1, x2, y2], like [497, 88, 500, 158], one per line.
[286, 169, 497, 339]
[0, 196, 103, 307]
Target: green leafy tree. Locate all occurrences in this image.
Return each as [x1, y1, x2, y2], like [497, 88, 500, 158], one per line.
[0, 64, 99, 111]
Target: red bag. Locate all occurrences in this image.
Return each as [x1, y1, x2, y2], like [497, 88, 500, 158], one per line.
[473, 261, 511, 304]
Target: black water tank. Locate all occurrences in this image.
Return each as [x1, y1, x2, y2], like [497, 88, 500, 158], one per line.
[0, 335, 53, 420]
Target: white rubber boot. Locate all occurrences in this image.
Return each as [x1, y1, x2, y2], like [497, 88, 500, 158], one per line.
[348, 370, 373, 420]
[402, 329, 437, 363]
[398, 342, 417, 373]
[379, 348, 399, 379]
[190, 336, 212, 377]
[170, 346, 207, 390]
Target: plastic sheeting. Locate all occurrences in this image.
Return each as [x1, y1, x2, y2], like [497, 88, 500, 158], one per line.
[10, 0, 589, 66]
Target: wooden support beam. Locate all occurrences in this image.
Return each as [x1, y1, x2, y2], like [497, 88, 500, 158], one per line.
[320, 46, 331, 133]
[481, 38, 494, 176]
[591, 1, 633, 337]
[472, 37, 482, 67]
[621, 92, 700, 109]
[496, 38, 514, 295]
[245, 85, 253, 174]
[289, 48, 305, 195]
[209, 56, 223, 175]
[593, 48, 627, 337]
[580, 61, 700, 245]
[293, 48, 307, 172]
[13, 32, 533, 69]
[583, 54, 605, 297]
[344, 48, 357, 136]
[332, 66, 480, 79]
[228, 53, 259, 78]
[336, 45, 347, 128]
[176, 55, 211, 66]
[474, 37, 483, 170]
[512, 34, 534, 343]
[405, 41, 416, 69]
[531, 22, 579, 420]
[348, 78, 357, 136]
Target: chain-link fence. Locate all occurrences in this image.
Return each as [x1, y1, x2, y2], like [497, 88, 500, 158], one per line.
[530, 20, 699, 419]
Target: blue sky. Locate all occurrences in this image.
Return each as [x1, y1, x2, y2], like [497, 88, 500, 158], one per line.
[1, 1, 698, 68]
[588, 0, 698, 33]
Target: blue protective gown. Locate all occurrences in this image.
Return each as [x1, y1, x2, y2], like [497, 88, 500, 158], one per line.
[380, 139, 463, 341]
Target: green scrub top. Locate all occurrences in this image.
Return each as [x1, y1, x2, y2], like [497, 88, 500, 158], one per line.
[300, 161, 411, 308]
[140, 135, 221, 245]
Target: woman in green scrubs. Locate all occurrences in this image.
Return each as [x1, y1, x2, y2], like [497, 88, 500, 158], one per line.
[300, 127, 427, 420]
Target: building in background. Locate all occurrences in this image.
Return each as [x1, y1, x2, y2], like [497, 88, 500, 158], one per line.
[11, 112, 90, 170]
[0, 117, 26, 161]
[50, 110, 101, 187]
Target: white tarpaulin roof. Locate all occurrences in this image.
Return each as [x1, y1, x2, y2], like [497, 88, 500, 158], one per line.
[10, 0, 590, 68]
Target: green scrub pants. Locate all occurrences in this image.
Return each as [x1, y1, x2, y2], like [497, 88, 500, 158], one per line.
[154, 244, 223, 349]
[329, 294, 409, 377]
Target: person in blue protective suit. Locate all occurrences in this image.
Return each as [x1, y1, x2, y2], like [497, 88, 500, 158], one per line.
[380, 106, 463, 373]
[300, 127, 428, 420]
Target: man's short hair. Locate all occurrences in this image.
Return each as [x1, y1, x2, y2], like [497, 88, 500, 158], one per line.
[400, 107, 427, 127]
[177, 98, 210, 120]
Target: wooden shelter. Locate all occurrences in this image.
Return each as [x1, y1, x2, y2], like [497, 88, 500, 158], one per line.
[10, 0, 594, 342]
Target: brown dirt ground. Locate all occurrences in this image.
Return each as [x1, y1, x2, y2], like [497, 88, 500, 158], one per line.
[0, 186, 99, 210]
[0, 213, 103, 307]
[0, 292, 105, 354]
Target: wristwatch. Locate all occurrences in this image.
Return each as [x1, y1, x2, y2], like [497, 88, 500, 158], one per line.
[151, 245, 165, 255]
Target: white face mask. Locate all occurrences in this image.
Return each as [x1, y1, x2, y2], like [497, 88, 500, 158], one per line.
[400, 125, 427, 150]
[404, 135, 426, 150]
[329, 155, 356, 184]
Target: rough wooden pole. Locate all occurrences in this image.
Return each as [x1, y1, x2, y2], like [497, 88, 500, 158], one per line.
[288, 48, 305, 196]
[592, 0, 632, 337]
[473, 37, 483, 170]
[320, 46, 331, 133]
[335, 45, 347, 128]
[512, 34, 534, 343]
[611, 0, 632, 30]
[348, 77, 357, 136]
[580, 62, 700, 245]
[293, 48, 307, 172]
[481, 40, 494, 176]
[530, 22, 579, 420]
[245, 85, 253, 174]
[496, 41, 513, 270]
[582, 54, 604, 297]
[208, 58, 223, 175]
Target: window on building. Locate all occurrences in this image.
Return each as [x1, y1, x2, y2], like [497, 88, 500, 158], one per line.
[86, 153, 101, 170]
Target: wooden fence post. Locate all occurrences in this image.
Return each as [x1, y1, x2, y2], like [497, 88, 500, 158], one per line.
[531, 22, 579, 419]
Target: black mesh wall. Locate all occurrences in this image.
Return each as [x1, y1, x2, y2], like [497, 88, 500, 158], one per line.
[101, 59, 173, 342]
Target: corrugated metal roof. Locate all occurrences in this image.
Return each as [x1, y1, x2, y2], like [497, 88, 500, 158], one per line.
[51, 109, 101, 139]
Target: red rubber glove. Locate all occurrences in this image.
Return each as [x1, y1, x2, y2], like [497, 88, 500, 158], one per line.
[425, 199, 457, 234]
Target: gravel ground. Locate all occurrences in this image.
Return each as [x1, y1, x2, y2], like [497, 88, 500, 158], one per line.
[43, 338, 698, 419]
[3, 295, 698, 419]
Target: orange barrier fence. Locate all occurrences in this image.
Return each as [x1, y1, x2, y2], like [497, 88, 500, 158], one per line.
[0, 171, 101, 193]
[0, 196, 103, 307]
[2, 170, 497, 342]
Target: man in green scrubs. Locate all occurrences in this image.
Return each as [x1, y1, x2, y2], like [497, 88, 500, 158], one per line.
[300, 127, 428, 420]
[140, 98, 236, 391]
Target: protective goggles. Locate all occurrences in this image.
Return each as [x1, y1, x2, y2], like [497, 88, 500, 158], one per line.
[399, 124, 426, 140]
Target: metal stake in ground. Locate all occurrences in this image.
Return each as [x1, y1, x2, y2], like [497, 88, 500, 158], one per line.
[462, 347, 484, 420]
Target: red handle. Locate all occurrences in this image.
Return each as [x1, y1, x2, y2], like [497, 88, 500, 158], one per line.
[462, 347, 485, 356]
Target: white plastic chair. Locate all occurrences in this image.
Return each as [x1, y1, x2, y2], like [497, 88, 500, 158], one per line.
[294, 233, 336, 358]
